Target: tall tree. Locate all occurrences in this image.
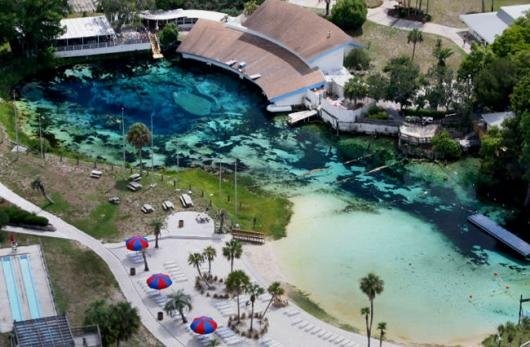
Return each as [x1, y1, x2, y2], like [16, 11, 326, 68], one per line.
[164, 289, 192, 323]
[31, 177, 54, 204]
[383, 56, 421, 109]
[262, 282, 285, 319]
[100, 0, 136, 33]
[377, 322, 387, 347]
[151, 219, 163, 248]
[344, 77, 368, 105]
[222, 239, 243, 272]
[203, 246, 217, 276]
[245, 282, 264, 332]
[407, 29, 423, 61]
[0, 0, 67, 55]
[127, 122, 151, 174]
[84, 301, 117, 346]
[225, 270, 250, 323]
[330, 0, 367, 30]
[111, 301, 140, 347]
[361, 307, 370, 345]
[433, 38, 454, 67]
[188, 252, 205, 279]
[360, 273, 384, 347]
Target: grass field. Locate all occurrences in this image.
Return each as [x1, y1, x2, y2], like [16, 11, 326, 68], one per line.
[354, 21, 466, 73]
[426, 0, 530, 27]
[0, 235, 162, 346]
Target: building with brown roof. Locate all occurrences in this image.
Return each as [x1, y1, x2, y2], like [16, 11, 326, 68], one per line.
[177, 0, 360, 107]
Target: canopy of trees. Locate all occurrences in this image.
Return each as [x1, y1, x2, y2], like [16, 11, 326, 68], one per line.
[0, 0, 67, 55]
[331, 0, 367, 31]
[159, 23, 179, 49]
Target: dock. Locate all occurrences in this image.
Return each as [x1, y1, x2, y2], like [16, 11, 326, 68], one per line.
[149, 33, 163, 59]
[468, 214, 530, 258]
[231, 229, 265, 244]
[287, 110, 318, 125]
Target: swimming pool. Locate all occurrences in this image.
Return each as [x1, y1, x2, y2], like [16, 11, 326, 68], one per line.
[1, 255, 42, 322]
[1, 256, 23, 321]
[20, 255, 42, 319]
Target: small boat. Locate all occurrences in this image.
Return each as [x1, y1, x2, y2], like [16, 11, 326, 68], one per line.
[267, 104, 292, 113]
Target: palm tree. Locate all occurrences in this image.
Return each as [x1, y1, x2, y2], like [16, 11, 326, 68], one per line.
[151, 219, 163, 248]
[262, 281, 284, 319]
[164, 289, 192, 323]
[110, 301, 140, 347]
[361, 307, 370, 343]
[433, 38, 454, 67]
[188, 252, 205, 279]
[360, 273, 384, 347]
[245, 282, 264, 332]
[222, 239, 243, 272]
[203, 246, 217, 276]
[126, 122, 151, 173]
[225, 270, 250, 323]
[141, 249, 149, 272]
[377, 322, 387, 347]
[31, 177, 54, 204]
[407, 29, 423, 61]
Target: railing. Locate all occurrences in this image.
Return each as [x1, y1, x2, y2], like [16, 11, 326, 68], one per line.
[71, 325, 102, 347]
[55, 37, 150, 52]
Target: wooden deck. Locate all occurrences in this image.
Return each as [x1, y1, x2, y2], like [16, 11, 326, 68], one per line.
[231, 229, 265, 244]
[287, 110, 318, 125]
[468, 214, 530, 258]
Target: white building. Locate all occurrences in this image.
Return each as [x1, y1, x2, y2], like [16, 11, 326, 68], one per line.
[54, 16, 151, 58]
[177, 0, 362, 107]
[460, 5, 530, 44]
[138, 9, 230, 31]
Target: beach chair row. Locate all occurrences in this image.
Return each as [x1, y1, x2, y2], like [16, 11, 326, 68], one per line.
[136, 280, 167, 307]
[261, 338, 284, 347]
[127, 252, 144, 265]
[290, 317, 359, 347]
[216, 326, 243, 345]
[213, 301, 236, 316]
[163, 261, 188, 283]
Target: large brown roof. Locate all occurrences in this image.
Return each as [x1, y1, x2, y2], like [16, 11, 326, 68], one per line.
[243, 0, 356, 61]
[177, 20, 325, 101]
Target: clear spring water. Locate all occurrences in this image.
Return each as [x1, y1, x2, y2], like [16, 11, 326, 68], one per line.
[18, 58, 529, 345]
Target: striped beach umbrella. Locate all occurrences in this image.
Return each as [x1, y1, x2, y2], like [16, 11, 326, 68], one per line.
[125, 236, 149, 251]
[190, 316, 218, 335]
[146, 273, 172, 290]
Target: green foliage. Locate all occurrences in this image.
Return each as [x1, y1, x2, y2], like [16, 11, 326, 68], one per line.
[100, 0, 149, 33]
[382, 56, 421, 108]
[491, 13, 530, 58]
[366, 106, 388, 120]
[482, 318, 530, 347]
[84, 300, 140, 347]
[0, 0, 67, 55]
[475, 57, 518, 111]
[0, 205, 49, 226]
[458, 43, 495, 81]
[164, 289, 192, 321]
[344, 48, 370, 70]
[74, 203, 119, 239]
[344, 76, 368, 104]
[0, 209, 9, 228]
[431, 130, 461, 160]
[331, 0, 367, 31]
[156, 0, 184, 10]
[407, 28, 423, 60]
[511, 74, 530, 116]
[243, 0, 259, 15]
[432, 38, 453, 67]
[365, 73, 388, 102]
[159, 23, 179, 49]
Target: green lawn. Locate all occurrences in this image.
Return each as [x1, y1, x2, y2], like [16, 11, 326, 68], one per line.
[73, 203, 120, 239]
[354, 21, 466, 73]
[426, 0, 530, 27]
[168, 168, 293, 239]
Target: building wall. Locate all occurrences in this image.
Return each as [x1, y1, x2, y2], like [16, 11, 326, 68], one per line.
[309, 48, 346, 74]
[55, 42, 150, 58]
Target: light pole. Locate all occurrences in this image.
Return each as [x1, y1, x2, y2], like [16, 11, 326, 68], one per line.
[12, 90, 19, 158]
[150, 112, 154, 170]
[234, 160, 238, 225]
[121, 107, 126, 168]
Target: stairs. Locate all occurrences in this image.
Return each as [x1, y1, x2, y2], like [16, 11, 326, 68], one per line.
[149, 33, 163, 59]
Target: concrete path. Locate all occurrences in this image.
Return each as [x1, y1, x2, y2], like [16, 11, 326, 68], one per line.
[0, 182, 185, 347]
[367, 0, 471, 53]
[289, 0, 471, 53]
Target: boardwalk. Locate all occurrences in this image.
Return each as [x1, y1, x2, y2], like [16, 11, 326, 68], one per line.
[288, 110, 318, 125]
[468, 214, 530, 258]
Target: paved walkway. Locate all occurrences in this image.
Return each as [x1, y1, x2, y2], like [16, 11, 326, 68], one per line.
[0, 182, 185, 347]
[289, 0, 471, 53]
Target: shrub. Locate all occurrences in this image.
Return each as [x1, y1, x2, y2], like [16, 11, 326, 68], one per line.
[344, 48, 370, 70]
[0, 206, 49, 227]
[432, 130, 461, 160]
[159, 23, 179, 50]
[331, 0, 367, 31]
[403, 108, 448, 119]
[243, 0, 259, 15]
[366, 105, 389, 120]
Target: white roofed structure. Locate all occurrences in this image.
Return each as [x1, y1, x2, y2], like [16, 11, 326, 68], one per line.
[460, 5, 530, 44]
[59, 16, 115, 40]
[139, 9, 228, 22]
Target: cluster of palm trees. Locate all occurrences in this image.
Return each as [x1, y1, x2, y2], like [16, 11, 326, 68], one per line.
[187, 240, 244, 285]
[359, 273, 386, 347]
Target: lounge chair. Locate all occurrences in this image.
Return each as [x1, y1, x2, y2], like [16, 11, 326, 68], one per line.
[141, 204, 154, 214]
[129, 173, 141, 181]
[127, 181, 142, 191]
[90, 170, 102, 179]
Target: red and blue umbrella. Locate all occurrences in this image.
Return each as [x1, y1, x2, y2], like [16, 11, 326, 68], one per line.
[190, 316, 217, 335]
[125, 236, 149, 251]
[146, 273, 172, 290]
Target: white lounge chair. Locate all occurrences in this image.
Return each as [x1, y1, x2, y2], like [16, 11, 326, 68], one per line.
[90, 170, 102, 178]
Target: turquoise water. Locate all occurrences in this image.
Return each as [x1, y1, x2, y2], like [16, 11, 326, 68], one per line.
[2, 257, 23, 321]
[20, 255, 41, 319]
[19, 58, 529, 345]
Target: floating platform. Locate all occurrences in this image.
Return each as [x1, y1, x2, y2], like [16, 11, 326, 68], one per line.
[287, 110, 318, 125]
[468, 214, 530, 258]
